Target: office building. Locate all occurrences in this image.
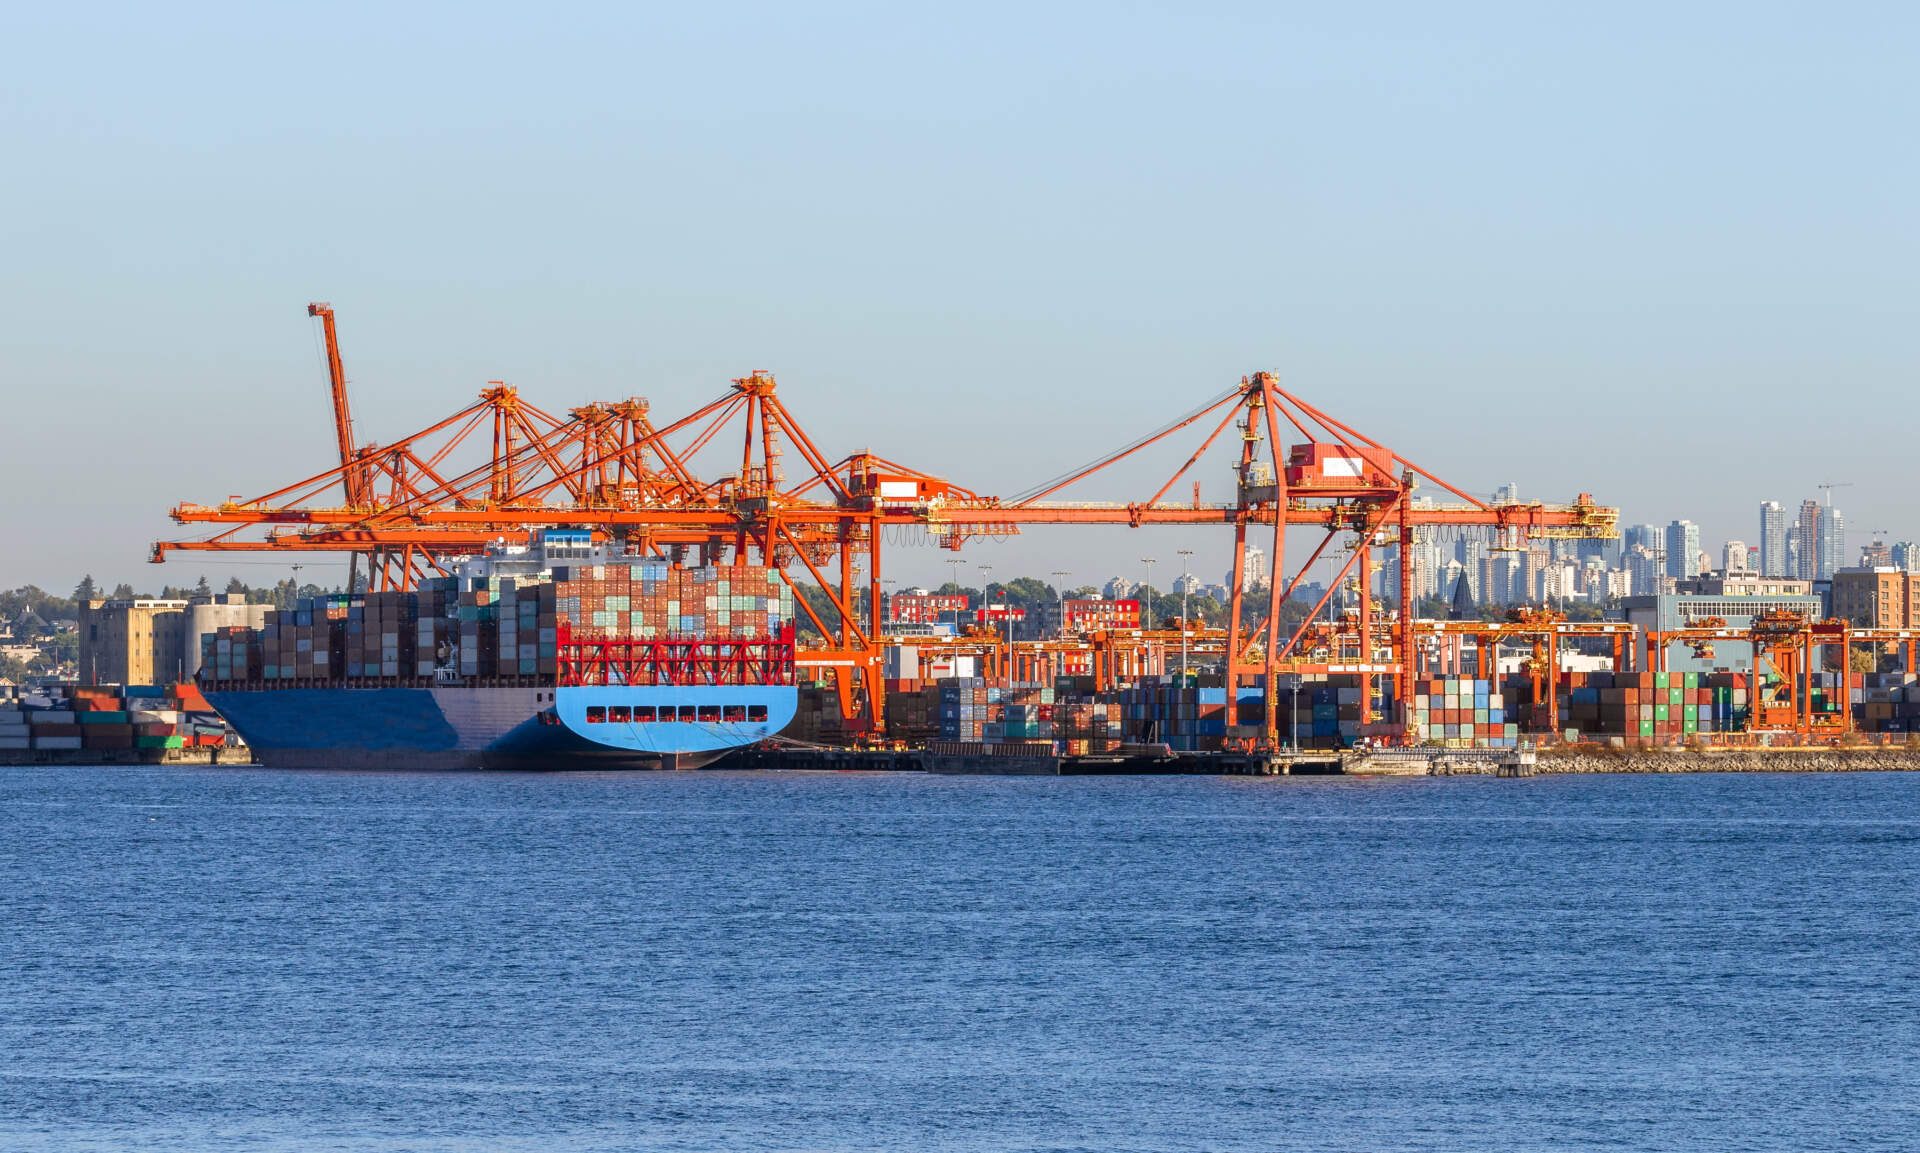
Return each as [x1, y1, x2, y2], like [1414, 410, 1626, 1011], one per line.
[1758, 501, 1788, 577]
[1831, 569, 1920, 629]
[1665, 520, 1702, 580]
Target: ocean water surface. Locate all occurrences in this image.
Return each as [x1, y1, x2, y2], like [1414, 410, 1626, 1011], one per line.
[1, 766, 1916, 1151]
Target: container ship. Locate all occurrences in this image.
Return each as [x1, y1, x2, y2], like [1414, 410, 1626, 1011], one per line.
[198, 531, 798, 769]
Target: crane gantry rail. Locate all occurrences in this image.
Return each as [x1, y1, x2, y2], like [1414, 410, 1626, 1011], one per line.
[153, 304, 1620, 746]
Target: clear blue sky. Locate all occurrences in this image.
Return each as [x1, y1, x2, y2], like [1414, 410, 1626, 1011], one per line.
[3, 2, 1914, 595]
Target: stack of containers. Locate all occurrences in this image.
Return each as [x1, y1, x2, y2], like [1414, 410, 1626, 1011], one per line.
[415, 578, 455, 677]
[256, 595, 347, 681]
[219, 560, 786, 690]
[25, 693, 81, 750]
[1806, 670, 1851, 726]
[882, 682, 942, 743]
[0, 689, 29, 750]
[1404, 678, 1517, 748]
[989, 683, 1056, 743]
[552, 562, 791, 642]
[344, 591, 416, 679]
[497, 580, 520, 675]
[72, 687, 132, 752]
[0, 684, 239, 753]
[125, 686, 186, 750]
[937, 677, 989, 742]
[1049, 697, 1123, 754]
[1856, 672, 1920, 732]
[458, 581, 499, 678]
[789, 685, 846, 742]
[1552, 670, 1752, 742]
[1124, 677, 1300, 750]
[202, 626, 263, 684]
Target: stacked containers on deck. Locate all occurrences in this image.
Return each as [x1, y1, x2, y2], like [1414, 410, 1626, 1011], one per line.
[345, 591, 416, 679]
[206, 561, 789, 689]
[254, 595, 348, 681]
[551, 561, 791, 643]
[202, 626, 263, 684]
[414, 580, 455, 678]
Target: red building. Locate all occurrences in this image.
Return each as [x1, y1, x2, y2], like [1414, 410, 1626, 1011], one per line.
[1060, 598, 1139, 631]
[885, 593, 969, 624]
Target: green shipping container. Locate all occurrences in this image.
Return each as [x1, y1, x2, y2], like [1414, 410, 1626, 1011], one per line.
[1655, 705, 1669, 721]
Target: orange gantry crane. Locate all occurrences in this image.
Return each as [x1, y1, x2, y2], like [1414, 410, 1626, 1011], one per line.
[152, 305, 1619, 747]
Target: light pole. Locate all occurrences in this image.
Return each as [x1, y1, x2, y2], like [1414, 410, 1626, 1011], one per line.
[1176, 549, 1193, 680]
[1140, 557, 1156, 628]
[945, 558, 965, 634]
[1050, 570, 1071, 639]
[882, 578, 896, 629]
[978, 564, 1001, 670]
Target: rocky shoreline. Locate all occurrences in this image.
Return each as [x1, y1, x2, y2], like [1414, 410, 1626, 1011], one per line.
[1522, 747, 1920, 774]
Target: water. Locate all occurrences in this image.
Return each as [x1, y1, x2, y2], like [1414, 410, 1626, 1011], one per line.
[2, 767, 1917, 1151]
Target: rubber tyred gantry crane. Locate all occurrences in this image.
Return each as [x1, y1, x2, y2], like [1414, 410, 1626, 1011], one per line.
[153, 305, 1619, 748]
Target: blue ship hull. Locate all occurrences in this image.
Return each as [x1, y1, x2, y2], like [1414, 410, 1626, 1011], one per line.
[206, 685, 798, 770]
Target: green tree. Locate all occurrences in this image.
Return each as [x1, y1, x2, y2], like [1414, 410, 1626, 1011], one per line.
[195, 575, 212, 597]
[999, 576, 1055, 608]
[110, 583, 136, 600]
[225, 576, 247, 595]
[72, 575, 97, 603]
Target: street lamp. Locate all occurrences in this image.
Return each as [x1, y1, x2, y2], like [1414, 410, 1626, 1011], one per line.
[945, 558, 965, 634]
[1140, 557, 1156, 677]
[1050, 570, 1070, 639]
[1177, 548, 1193, 680]
[979, 563, 1003, 656]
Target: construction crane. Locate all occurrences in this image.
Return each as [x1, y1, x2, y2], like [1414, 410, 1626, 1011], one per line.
[1818, 481, 1853, 505]
[152, 308, 1621, 748]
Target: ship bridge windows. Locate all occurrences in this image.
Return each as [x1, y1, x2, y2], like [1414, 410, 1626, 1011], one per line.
[583, 701, 764, 723]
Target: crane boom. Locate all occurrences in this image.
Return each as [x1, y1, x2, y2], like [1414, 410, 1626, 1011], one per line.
[307, 302, 365, 507]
